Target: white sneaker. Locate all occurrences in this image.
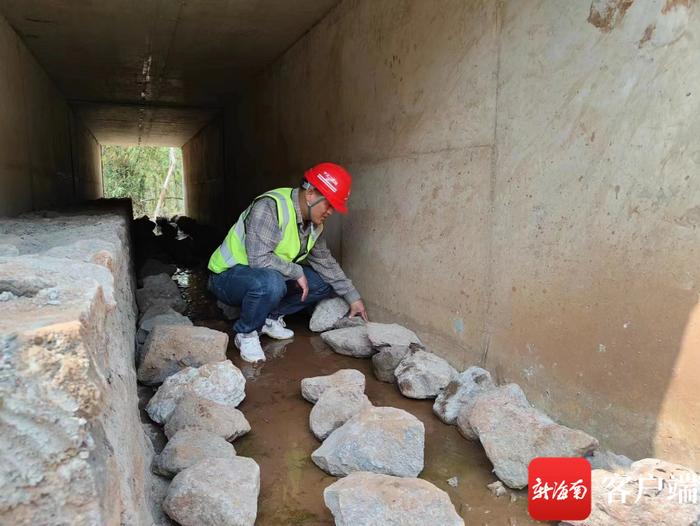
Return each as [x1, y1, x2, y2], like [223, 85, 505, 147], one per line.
[261, 316, 294, 340]
[234, 331, 266, 363]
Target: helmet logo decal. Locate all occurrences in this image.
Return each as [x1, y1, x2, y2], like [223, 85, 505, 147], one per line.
[317, 171, 339, 193]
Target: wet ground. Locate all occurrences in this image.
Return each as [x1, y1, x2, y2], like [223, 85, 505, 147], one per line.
[173, 266, 550, 526]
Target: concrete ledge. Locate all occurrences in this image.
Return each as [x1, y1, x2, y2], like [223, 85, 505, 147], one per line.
[0, 205, 154, 524]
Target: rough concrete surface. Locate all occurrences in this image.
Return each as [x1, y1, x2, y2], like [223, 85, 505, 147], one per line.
[0, 208, 155, 524]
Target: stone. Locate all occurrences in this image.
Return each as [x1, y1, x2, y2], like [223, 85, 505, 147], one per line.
[136, 273, 186, 314]
[0, 244, 19, 257]
[563, 459, 700, 526]
[146, 361, 246, 424]
[447, 476, 459, 487]
[310, 387, 372, 440]
[301, 369, 365, 403]
[164, 394, 251, 441]
[163, 457, 260, 526]
[216, 300, 241, 320]
[137, 325, 228, 385]
[584, 449, 633, 473]
[320, 325, 374, 357]
[136, 306, 192, 346]
[324, 472, 463, 526]
[395, 349, 458, 399]
[433, 366, 495, 424]
[332, 316, 366, 329]
[137, 258, 177, 283]
[469, 384, 599, 489]
[309, 297, 350, 332]
[456, 383, 529, 441]
[154, 429, 236, 477]
[311, 406, 424, 477]
[371, 345, 410, 383]
[487, 480, 507, 497]
[366, 322, 421, 348]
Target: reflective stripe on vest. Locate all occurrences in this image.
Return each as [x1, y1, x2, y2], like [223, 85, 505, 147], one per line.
[207, 188, 321, 273]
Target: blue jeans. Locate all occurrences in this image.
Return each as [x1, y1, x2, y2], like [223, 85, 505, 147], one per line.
[208, 265, 333, 334]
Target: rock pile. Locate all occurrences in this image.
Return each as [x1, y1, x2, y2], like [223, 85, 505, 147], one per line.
[133, 258, 260, 525]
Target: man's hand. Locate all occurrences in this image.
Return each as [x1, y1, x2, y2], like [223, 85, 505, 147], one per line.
[349, 299, 369, 322]
[297, 274, 309, 302]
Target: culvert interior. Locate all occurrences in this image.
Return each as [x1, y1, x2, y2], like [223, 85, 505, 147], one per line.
[1, 0, 700, 524]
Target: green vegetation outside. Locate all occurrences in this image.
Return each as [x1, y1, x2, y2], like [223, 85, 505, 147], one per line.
[102, 145, 184, 218]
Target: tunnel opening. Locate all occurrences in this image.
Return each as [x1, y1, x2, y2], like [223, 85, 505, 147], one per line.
[102, 145, 185, 220]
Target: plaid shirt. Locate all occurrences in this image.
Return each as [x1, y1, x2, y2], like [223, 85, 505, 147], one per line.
[244, 188, 361, 304]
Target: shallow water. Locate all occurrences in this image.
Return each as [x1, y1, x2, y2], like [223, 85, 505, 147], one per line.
[177, 265, 550, 525]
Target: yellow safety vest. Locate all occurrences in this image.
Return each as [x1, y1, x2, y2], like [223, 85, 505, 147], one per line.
[208, 188, 322, 274]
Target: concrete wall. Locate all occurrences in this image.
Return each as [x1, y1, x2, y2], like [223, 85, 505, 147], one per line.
[0, 12, 102, 216]
[0, 205, 156, 524]
[228, 0, 700, 468]
[182, 116, 226, 226]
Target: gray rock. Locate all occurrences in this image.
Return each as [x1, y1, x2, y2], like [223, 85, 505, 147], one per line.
[456, 383, 528, 440]
[371, 345, 410, 383]
[0, 244, 19, 257]
[487, 480, 507, 497]
[136, 273, 186, 314]
[138, 325, 228, 385]
[310, 387, 372, 440]
[469, 384, 599, 489]
[301, 369, 366, 403]
[324, 472, 464, 526]
[366, 322, 421, 348]
[137, 258, 177, 284]
[154, 429, 236, 477]
[433, 366, 495, 424]
[0, 291, 16, 302]
[163, 457, 260, 526]
[395, 349, 458, 399]
[136, 306, 192, 345]
[164, 394, 251, 441]
[321, 325, 374, 358]
[584, 449, 633, 473]
[563, 459, 700, 526]
[312, 406, 424, 477]
[217, 300, 241, 321]
[310, 297, 350, 332]
[146, 361, 246, 424]
[333, 316, 366, 329]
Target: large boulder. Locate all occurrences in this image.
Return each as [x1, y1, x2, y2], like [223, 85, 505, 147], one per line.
[137, 325, 228, 385]
[311, 406, 424, 477]
[135, 273, 186, 314]
[136, 306, 192, 345]
[324, 472, 464, 526]
[371, 345, 410, 383]
[146, 361, 246, 424]
[310, 387, 372, 441]
[321, 325, 374, 358]
[433, 366, 495, 424]
[395, 349, 457, 399]
[301, 369, 365, 403]
[456, 382, 528, 440]
[164, 394, 251, 441]
[366, 322, 421, 348]
[469, 384, 599, 489]
[309, 297, 349, 332]
[563, 459, 700, 526]
[154, 429, 236, 477]
[163, 457, 260, 526]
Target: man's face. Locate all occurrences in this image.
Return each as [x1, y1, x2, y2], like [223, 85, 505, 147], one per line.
[308, 189, 334, 225]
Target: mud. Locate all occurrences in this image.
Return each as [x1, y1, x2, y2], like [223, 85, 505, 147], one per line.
[175, 266, 549, 525]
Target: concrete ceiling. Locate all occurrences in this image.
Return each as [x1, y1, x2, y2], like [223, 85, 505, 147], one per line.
[0, 0, 338, 145]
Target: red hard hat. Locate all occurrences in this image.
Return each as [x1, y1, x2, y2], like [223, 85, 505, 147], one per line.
[304, 162, 352, 214]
